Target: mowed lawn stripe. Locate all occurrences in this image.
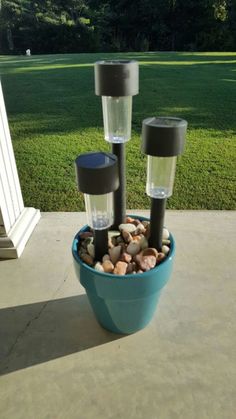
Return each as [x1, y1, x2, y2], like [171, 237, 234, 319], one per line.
[0, 52, 235, 210]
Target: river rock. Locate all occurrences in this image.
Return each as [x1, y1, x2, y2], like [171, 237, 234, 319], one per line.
[108, 238, 114, 248]
[162, 228, 170, 240]
[125, 216, 135, 223]
[80, 253, 94, 266]
[126, 262, 138, 274]
[126, 241, 141, 256]
[94, 262, 104, 272]
[116, 235, 125, 245]
[142, 247, 158, 259]
[134, 223, 146, 235]
[119, 223, 137, 234]
[132, 218, 141, 226]
[122, 230, 133, 243]
[102, 260, 114, 273]
[87, 243, 95, 258]
[156, 252, 166, 263]
[108, 230, 120, 239]
[78, 220, 171, 276]
[79, 231, 93, 239]
[120, 252, 132, 263]
[132, 235, 142, 242]
[109, 245, 122, 265]
[162, 245, 170, 255]
[140, 236, 149, 250]
[136, 253, 156, 271]
[102, 254, 110, 262]
[84, 236, 93, 247]
[114, 261, 128, 275]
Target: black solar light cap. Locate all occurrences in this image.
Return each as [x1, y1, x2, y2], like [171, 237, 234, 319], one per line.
[95, 60, 139, 97]
[142, 116, 187, 157]
[75, 152, 119, 195]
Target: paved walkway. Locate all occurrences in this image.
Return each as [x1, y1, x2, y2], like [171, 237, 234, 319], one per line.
[0, 211, 235, 419]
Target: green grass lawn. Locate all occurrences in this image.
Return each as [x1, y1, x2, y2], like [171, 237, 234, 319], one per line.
[0, 52, 236, 211]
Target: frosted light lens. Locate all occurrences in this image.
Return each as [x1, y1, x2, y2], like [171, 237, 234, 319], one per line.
[84, 192, 113, 230]
[146, 156, 177, 199]
[102, 96, 132, 143]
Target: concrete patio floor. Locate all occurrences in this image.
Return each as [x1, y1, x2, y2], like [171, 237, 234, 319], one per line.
[0, 211, 235, 419]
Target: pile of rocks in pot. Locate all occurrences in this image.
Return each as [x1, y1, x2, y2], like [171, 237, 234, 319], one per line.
[78, 216, 171, 275]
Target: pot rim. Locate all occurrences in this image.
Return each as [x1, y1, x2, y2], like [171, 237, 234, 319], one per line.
[72, 215, 175, 280]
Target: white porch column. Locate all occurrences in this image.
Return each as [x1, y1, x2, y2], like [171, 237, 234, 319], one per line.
[0, 82, 40, 259]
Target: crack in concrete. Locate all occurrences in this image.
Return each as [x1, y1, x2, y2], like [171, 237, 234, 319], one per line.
[1, 263, 72, 374]
[52, 263, 72, 299]
[1, 299, 49, 374]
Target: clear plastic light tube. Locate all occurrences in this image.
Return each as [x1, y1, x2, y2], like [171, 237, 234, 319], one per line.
[102, 96, 132, 143]
[84, 192, 113, 230]
[146, 155, 177, 199]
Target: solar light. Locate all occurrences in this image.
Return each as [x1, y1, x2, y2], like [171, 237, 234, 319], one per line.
[142, 117, 187, 251]
[95, 60, 139, 227]
[75, 152, 119, 260]
[95, 60, 139, 143]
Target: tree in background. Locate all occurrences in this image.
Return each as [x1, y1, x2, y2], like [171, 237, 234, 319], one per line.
[228, 0, 236, 47]
[0, 0, 235, 54]
[165, 0, 230, 51]
[0, 0, 29, 51]
[0, 0, 97, 53]
[88, 0, 236, 52]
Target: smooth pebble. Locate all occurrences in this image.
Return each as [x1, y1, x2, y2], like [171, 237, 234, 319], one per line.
[126, 241, 141, 256]
[87, 243, 95, 258]
[142, 247, 158, 258]
[102, 254, 110, 262]
[162, 228, 170, 240]
[162, 245, 170, 255]
[114, 261, 128, 275]
[79, 231, 93, 239]
[157, 252, 165, 263]
[126, 261, 137, 274]
[94, 262, 104, 272]
[122, 230, 133, 243]
[132, 219, 141, 226]
[126, 216, 135, 223]
[119, 223, 137, 233]
[102, 260, 114, 273]
[140, 236, 149, 250]
[109, 245, 122, 265]
[134, 223, 146, 234]
[116, 236, 125, 244]
[80, 253, 94, 266]
[136, 254, 156, 271]
[120, 252, 132, 263]
[84, 237, 93, 247]
[108, 230, 120, 239]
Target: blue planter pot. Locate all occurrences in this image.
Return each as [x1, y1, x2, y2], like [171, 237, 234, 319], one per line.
[72, 216, 175, 334]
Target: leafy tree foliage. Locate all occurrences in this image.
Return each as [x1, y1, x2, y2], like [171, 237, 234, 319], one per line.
[0, 0, 235, 54]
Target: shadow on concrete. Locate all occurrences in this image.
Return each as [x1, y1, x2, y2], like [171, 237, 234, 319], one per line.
[0, 295, 123, 375]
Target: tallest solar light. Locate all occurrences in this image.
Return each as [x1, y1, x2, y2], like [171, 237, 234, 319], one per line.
[95, 60, 139, 228]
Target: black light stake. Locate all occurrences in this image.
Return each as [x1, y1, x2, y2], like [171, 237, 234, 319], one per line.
[142, 117, 187, 251]
[94, 60, 139, 228]
[75, 152, 119, 261]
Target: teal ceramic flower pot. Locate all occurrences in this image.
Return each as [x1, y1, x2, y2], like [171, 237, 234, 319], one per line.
[72, 216, 175, 334]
